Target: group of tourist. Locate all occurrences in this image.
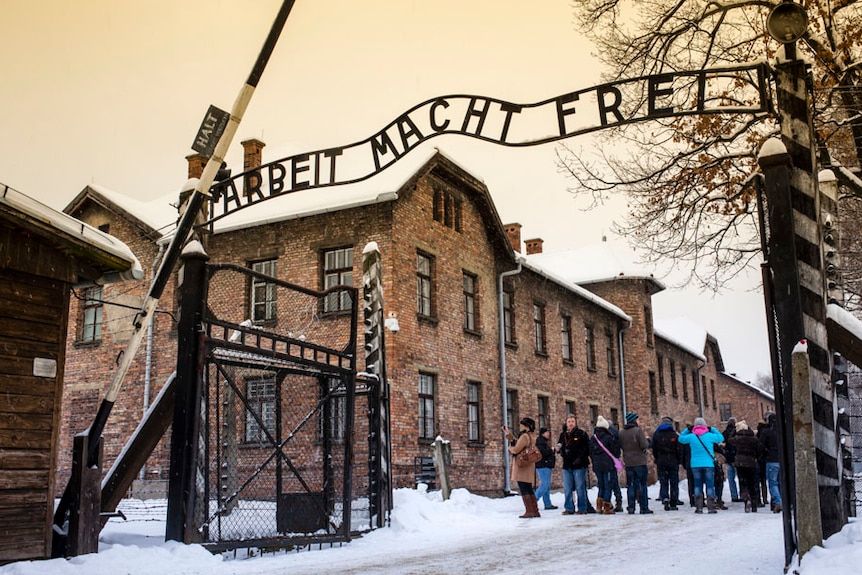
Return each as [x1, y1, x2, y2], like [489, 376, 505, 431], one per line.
[503, 411, 782, 519]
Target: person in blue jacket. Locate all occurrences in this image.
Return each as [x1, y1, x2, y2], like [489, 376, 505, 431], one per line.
[677, 417, 725, 514]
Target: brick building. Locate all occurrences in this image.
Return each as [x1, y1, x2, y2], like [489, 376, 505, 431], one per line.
[58, 143, 773, 496]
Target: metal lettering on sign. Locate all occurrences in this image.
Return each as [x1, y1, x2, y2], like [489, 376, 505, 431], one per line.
[191, 105, 230, 157]
[204, 63, 769, 225]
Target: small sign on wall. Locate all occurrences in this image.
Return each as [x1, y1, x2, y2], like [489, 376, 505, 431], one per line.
[33, 357, 57, 378]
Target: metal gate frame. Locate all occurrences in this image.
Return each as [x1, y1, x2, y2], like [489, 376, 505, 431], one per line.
[171, 259, 388, 552]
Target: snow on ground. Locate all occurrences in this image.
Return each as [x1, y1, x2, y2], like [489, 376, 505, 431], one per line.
[1, 481, 859, 575]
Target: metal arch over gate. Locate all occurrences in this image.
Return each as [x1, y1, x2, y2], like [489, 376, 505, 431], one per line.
[180, 261, 384, 551]
[201, 63, 769, 226]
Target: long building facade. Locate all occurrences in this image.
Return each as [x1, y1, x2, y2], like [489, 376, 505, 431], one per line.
[57, 143, 774, 496]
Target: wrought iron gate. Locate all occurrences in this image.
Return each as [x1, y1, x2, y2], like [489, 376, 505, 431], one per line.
[189, 262, 381, 552]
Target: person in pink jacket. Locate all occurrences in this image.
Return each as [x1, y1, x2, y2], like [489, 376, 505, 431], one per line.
[678, 417, 725, 514]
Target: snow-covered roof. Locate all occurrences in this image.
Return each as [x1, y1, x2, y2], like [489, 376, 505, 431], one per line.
[653, 316, 708, 361]
[211, 145, 480, 233]
[1, 182, 143, 283]
[521, 255, 630, 322]
[721, 370, 774, 401]
[526, 241, 666, 290]
[84, 183, 178, 234]
[828, 302, 862, 342]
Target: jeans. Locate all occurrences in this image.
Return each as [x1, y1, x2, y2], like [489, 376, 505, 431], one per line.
[726, 463, 739, 499]
[691, 466, 716, 499]
[657, 462, 679, 505]
[561, 467, 588, 512]
[596, 470, 614, 502]
[625, 465, 650, 511]
[766, 462, 782, 506]
[535, 467, 553, 508]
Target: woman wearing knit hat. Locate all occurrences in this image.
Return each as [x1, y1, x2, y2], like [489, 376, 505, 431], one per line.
[589, 415, 621, 515]
[652, 416, 681, 511]
[678, 417, 725, 513]
[728, 420, 764, 512]
[503, 417, 540, 518]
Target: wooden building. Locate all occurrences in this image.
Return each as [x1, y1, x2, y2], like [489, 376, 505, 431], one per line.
[0, 184, 141, 562]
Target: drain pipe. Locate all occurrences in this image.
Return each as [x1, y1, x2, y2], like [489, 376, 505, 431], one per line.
[617, 319, 632, 417]
[696, 361, 706, 417]
[498, 256, 523, 494]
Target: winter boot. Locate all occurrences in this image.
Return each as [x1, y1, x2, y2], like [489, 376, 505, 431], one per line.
[525, 494, 541, 518]
[694, 494, 704, 514]
[743, 492, 751, 513]
[716, 498, 728, 510]
[614, 499, 623, 513]
[519, 495, 532, 518]
[603, 501, 615, 515]
[663, 498, 670, 511]
[706, 496, 717, 514]
[596, 497, 605, 513]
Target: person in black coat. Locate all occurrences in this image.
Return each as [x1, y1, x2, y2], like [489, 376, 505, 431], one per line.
[534, 427, 558, 510]
[758, 412, 782, 512]
[589, 415, 620, 515]
[723, 418, 740, 501]
[557, 414, 591, 514]
[728, 420, 763, 512]
[651, 416, 682, 510]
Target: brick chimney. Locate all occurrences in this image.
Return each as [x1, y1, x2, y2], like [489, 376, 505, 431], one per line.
[504, 223, 522, 253]
[242, 139, 266, 197]
[525, 238, 544, 255]
[186, 153, 207, 179]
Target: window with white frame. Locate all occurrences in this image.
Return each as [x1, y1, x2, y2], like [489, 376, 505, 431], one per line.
[251, 259, 277, 322]
[245, 377, 276, 443]
[463, 272, 478, 332]
[321, 377, 347, 441]
[323, 247, 353, 313]
[533, 302, 547, 355]
[605, 327, 616, 376]
[585, 324, 596, 370]
[417, 252, 434, 317]
[418, 372, 436, 440]
[80, 286, 103, 342]
[503, 289, 515, 345]
[466, 381, 482, 443]
[561, 315, 573, 362]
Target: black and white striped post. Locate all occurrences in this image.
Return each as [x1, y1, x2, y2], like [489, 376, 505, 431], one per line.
[763, 2, 846, 558]
[363, 242, 392, 527]
[773, 52, 844, 538]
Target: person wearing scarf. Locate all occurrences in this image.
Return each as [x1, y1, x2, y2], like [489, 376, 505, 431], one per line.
[678, 417, 725, 514]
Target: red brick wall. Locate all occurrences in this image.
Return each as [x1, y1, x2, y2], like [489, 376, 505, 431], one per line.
[57, 159, 773, 498]
[60, 202, 178, 487]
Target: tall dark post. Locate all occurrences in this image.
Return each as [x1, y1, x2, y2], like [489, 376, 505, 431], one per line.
[166, 241, 209, 542]
[758, 140, 799, 565]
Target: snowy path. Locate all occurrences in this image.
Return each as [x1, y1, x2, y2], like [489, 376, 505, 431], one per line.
[3, 483, 793, 575]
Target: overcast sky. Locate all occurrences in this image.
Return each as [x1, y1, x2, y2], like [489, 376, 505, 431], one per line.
[0, 0, 772, 382]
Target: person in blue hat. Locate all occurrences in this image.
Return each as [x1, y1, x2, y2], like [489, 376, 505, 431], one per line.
[618, 412, 653, 514]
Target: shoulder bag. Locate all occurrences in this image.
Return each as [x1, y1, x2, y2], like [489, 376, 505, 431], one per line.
[516, 434, 542, 468]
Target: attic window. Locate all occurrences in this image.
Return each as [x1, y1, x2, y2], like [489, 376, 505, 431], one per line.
[432, 187, 462, 232]
[98, 223, 110, 234]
